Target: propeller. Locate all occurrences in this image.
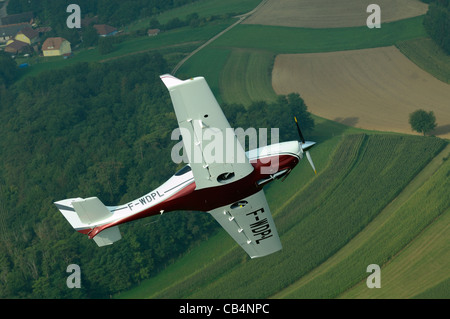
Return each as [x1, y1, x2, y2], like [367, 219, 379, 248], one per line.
[294, 116, 317, 175]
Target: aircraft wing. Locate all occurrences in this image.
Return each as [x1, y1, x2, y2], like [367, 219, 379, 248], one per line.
[208, 190, 282, 258]
[161, 74, 253, 190]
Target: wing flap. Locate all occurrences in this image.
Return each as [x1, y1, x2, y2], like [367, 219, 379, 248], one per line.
[208, 190, 282, 258]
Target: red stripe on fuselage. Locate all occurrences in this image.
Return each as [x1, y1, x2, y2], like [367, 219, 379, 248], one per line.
[85, 154, 299, 239]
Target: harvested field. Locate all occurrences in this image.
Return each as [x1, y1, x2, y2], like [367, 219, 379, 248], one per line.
[244, 0, 428, 28]
[272, 46, 450, 139]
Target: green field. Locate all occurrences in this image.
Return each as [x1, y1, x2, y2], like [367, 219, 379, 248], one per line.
[178, 47, 276, 105]
[211, 15, 427, 54]
[219, 49, 277, 105]
[175, 47, 231, 102]
[279, 145, 450, 298]
[396, 37, 450, 84]
[341, 208, 449, 298]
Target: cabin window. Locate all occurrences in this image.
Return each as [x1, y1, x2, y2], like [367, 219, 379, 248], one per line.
[174, 165, 192, 176]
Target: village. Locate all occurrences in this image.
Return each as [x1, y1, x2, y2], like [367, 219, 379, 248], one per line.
[0, 9, 123, 61]
[0, 2, 165, 71]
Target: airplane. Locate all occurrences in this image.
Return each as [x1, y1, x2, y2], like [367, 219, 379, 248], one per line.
[55, 74, 317, 258]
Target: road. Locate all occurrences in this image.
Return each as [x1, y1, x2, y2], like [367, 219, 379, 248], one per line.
[171, 0, 270, 75]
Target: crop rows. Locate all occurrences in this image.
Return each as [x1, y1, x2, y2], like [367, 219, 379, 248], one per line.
[338, 156, 450, 298]
[220, 49, 277, 105]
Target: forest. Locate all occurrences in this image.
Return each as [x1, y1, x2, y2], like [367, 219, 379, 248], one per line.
[0, 51, 313, 298]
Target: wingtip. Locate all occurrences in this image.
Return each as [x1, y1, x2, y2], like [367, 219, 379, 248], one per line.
[160, 74, 183, 89]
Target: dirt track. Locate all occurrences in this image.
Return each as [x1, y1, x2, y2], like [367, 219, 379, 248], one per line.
[272, 46, 450, 138]
[244, 0, 428, 28]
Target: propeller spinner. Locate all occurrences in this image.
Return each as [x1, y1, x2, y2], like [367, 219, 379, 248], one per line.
[294, 116, 317, 174]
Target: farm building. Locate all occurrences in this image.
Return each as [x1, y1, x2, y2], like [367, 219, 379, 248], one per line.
[42, 37, 71, 57]
[93, 24, 117, 37]
[4, 39, 30, 54]
[13, 26, 39, 44]
[147, 29, 160, 36]
[0, 23, 30, 43]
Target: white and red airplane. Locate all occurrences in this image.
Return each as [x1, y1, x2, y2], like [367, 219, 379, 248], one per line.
[55, 75, 317, 258]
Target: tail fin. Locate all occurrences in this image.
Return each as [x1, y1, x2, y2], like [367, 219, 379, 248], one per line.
[54, 197, 122, 247]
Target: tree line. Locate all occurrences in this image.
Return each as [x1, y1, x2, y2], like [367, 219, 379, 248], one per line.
[0, 51, 313, 298]
[423, 0, 450, 54]
[6, 0, 201, 27]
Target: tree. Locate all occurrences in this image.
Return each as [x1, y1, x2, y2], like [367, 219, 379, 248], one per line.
[165, 17, 185, 30]
[82, 25, 99, 48]
[0, 52, 18, 87]
[423, 1, 450, 54]
[149, 18, 161, 29]
[98, 37, 114, 55]
[409, 109, 437, 135]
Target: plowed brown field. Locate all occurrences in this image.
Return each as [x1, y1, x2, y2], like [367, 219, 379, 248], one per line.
[243, 0, 428, 28]
[272, 46, 450, 138]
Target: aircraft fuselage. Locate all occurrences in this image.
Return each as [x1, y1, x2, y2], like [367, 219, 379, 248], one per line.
[84, 141, 303, 239]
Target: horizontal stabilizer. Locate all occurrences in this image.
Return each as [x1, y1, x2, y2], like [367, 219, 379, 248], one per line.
[72, 197, 112, 225]
[93, 226, 121, 247]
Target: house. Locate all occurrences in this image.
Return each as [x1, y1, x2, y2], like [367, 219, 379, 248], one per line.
[14, 26, 39, 44]
[93, 24, 117, 37]
[81, 16, 98, 28]
[42, 37, 71, 57]
[147, 29, 160, 36]
[0, 23, 30, 43]
[4, 40, 31, 54]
